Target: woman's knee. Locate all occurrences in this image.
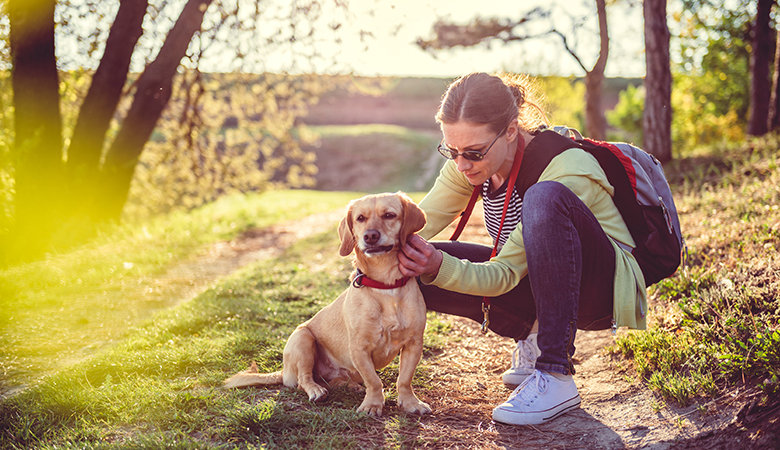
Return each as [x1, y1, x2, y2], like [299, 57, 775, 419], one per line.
[522, 181, 578, 228]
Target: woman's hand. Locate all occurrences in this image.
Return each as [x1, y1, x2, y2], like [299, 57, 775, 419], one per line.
[399, 234, 443, 278]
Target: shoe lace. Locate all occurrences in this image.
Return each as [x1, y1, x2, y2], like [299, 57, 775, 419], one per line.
[508, 370, 549, 405]
[510, 338, 537, 371]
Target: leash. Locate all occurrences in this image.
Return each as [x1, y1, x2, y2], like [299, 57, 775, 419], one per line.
[449, 134, 526, 334]
[352, 269, 410, 289]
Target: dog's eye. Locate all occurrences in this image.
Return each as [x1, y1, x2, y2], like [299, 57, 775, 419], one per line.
[356, 214, 366, 222]
[383, 212, 397, 220]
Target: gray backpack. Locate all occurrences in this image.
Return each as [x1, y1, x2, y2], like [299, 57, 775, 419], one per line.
[551, 126, 685, 285]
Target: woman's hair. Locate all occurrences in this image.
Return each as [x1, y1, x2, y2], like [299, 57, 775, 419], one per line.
[435, 72, 548, 134]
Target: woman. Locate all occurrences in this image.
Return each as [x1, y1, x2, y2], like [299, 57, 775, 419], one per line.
[398, 72, 647, 426]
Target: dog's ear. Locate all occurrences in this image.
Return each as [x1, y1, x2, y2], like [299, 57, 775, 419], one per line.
[338, 206, 356, 257]
[398, 192, 427, 243]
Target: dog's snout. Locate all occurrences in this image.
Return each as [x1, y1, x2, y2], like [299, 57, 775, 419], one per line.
[363, 229, 381, 245]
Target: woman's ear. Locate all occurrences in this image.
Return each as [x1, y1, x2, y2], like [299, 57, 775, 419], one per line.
[338, 208, 356, 257]
[505, 121, 519, 143]
[398, 192, 426, 244]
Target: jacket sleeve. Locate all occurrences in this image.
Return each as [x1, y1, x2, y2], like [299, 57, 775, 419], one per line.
[417, 160, 475, 241]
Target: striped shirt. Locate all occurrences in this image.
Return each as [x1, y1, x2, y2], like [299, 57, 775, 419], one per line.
[481, 179, 522, 248]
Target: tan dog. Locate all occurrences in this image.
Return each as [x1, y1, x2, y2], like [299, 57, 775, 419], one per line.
[224, 192, 431, 416]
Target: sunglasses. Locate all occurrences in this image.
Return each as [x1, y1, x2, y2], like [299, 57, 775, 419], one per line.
[437, 125, 508, 162]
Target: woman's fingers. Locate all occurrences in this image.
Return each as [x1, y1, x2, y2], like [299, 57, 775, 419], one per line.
[400, 234, 442, 277]
[398, 250, 418, 277]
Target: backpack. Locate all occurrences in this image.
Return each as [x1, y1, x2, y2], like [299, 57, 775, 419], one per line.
[550, 126, 684, 285]
[451, 126, 685, 286]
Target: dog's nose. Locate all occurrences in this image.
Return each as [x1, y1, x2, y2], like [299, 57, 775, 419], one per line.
[364, 229, 380, 245]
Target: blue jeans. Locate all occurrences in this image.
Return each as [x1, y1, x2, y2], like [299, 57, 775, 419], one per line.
[420, 181, 615, 375]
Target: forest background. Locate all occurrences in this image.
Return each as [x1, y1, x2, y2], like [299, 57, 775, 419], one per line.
[0, 0, 774, 264]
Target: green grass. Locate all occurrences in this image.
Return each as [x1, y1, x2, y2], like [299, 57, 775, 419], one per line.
[0, 202, 448, 449]
[0, 190, 360, 390]
[610, 134, 780, 406]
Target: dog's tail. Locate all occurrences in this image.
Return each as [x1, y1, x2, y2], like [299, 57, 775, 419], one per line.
[223, 362, 284, 389]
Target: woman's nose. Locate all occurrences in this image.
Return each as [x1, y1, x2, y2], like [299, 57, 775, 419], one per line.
[456, 156, 472, 172]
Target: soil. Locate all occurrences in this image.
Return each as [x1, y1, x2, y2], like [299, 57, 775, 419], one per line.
[170, 204, 779, 449]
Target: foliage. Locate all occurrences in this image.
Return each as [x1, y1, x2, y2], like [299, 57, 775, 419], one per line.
[0, 0, 356, 264]
[538, 76, 586, 132]
[669, 0, 752, 149]
[613, 134, 780, 405]
[671, 72, 747, 152]
[125, 72, 337, 219]
[606, 0, 754, 154]
[607, 70, 748, 154]
[606, 83, 643, 145]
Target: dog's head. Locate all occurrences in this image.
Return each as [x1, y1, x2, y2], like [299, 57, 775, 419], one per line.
[338, 192, 426, 257]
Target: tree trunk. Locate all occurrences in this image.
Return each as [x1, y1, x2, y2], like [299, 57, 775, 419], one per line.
[585, 0, 609, 141]
[748, 0, 773, 136]
[96, 0, 213, 222]
[7, 0, 63, 261]
[66, 0, 149, 216]
[643, 0, 673, 163]
[769, 17, 780, 132]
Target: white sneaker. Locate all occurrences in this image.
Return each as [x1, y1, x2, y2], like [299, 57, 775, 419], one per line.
[501, 333, 541, 387]
[492, 370, 581, 425]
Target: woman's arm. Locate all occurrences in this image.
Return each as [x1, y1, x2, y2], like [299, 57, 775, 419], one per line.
[405, 149, 621, 297]
[417, 160, 474, 241]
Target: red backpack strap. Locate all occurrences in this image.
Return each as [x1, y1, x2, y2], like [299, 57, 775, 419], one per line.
[446, 134, 527, 334]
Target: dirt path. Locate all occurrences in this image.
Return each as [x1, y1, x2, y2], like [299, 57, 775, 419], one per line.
[157, 206, 777, 449]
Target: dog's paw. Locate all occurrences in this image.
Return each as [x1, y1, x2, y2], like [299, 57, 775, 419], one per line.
[356, 399, 384, 417]
[399, 397, 432, 415]
[306, 384, 328, 402]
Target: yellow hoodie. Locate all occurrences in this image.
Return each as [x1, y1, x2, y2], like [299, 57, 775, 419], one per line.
[418, 147, 647, 330]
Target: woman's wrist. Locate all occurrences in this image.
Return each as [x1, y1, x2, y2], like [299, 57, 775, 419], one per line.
[428, 249, 443, 277]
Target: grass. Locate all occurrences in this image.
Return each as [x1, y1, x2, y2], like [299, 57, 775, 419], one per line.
[0, 200, 449, 449]
[0, 190, 360, 390]
[0, 191, 448, 449]
[610, 133, 780, 406]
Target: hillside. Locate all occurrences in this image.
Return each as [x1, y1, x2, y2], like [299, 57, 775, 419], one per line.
[303, 76, 642, 130]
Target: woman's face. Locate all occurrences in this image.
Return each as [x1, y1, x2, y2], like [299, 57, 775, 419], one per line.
[440, 121, 517, 186]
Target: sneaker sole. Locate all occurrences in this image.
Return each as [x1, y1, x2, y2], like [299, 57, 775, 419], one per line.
[492, 395, 582, 426]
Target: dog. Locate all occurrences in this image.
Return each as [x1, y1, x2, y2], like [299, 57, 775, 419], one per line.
[224, 192, 431, 417]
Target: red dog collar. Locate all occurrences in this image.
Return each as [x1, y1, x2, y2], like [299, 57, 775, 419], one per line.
[352, 270, 410, 289]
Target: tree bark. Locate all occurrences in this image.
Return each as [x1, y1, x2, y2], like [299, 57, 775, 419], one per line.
[96, 0, 214, 221]
[748, 0, 773, 136]
[769, 17, 780, 132]
[67, 0, 149, 213]
[7, 0, 63, 260]
[643, 0, 673, 163]
[584, 0, 609, 141]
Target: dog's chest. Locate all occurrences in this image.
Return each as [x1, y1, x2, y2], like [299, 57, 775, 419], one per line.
[369, 293, 419, 354]
[377, 297, 408, 338]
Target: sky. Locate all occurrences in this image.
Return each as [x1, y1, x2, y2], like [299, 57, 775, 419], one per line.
[288, 0, 647, 79]
[53, 0, 647, 79]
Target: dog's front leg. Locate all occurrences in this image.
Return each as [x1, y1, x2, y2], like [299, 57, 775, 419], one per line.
[350, 349, 385, 416]
[396, 337, 432, 415]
